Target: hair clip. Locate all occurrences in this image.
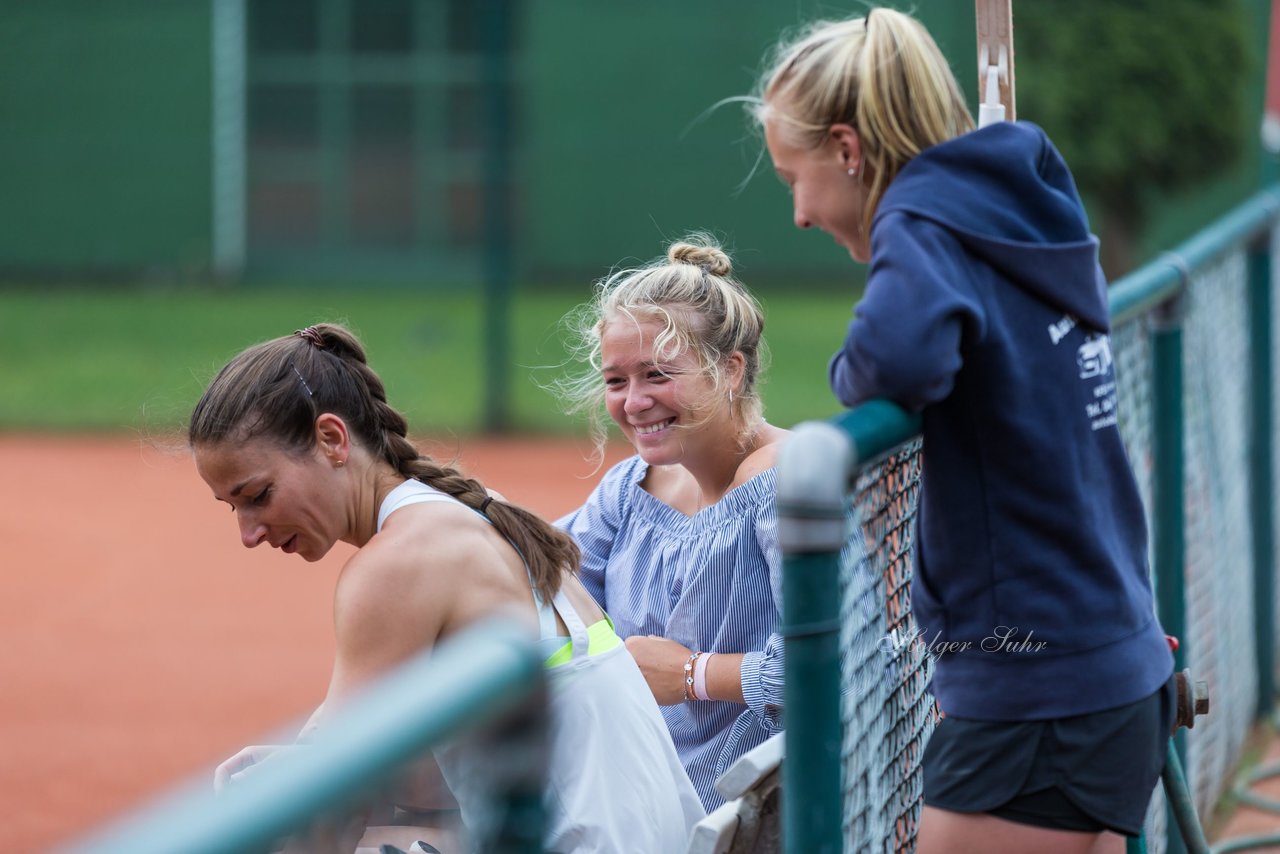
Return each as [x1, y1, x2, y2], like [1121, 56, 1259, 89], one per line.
[294, 326, 325, 348]
[290, 364, 314, 397]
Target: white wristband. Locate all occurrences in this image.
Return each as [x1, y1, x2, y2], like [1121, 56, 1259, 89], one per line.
[693, 652, 714, 702]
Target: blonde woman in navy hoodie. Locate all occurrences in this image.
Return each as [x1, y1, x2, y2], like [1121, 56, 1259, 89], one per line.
[751, 8, 1174, 853]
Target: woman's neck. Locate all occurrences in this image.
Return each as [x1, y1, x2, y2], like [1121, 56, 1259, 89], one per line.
[349, 460, 406, 547]
[669, 419, 775, 512]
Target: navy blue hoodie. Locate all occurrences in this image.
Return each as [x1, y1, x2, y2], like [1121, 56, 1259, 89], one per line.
[831, 121, 1172, 720]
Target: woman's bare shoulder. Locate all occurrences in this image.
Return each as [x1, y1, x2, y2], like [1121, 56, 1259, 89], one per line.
[335, 511, 482, 634]
[736, 423, 792, 482]
[323, 501, 531, 704]
[323, 535, 454, 701]
[347, 502, 531, 629]
[348, 505, 491, 589]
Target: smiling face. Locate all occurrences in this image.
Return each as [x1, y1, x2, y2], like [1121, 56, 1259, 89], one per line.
[764, 114, 870, 263]
[194, 435, 347, 562]
[600, 316, 738, 468]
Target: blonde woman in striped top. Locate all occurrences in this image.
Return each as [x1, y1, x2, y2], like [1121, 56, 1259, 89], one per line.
[556, 236, 790, 809]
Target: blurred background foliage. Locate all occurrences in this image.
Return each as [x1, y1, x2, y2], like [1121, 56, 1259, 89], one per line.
[0, 0, 1270, 435]
[1016, 0, 1253, 275]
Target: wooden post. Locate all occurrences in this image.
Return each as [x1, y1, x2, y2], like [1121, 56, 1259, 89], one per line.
[975, 0, 1016, 126]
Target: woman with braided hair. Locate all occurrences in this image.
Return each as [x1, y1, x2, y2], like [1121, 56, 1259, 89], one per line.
[189, 323, 703, 853]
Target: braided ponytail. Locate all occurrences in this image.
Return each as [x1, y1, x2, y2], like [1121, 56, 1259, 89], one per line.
[367, 386, 580, 604]
[190, 322, 579, 601]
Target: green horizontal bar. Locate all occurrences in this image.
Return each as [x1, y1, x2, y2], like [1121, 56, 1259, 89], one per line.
[1111, 186, 1280, 326]
[59, 619, 544, 854]
[1108, 263, 1185, 329]
[829, 399, 922, 469]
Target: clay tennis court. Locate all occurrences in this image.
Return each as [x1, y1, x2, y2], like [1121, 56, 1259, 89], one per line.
[12, 434, 1280, 851]
[0, 434, 627, 851]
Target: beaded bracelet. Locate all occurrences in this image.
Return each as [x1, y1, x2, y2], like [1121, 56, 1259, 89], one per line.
[683, 651, 703, 701]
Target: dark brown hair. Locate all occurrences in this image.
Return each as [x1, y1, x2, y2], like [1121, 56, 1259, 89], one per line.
[189, 323, 578, 602]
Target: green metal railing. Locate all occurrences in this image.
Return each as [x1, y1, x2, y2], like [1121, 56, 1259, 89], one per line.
[778, 185, 1280, 854]
[58, 620, 547, 854]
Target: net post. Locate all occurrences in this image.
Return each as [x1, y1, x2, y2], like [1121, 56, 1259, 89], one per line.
[778, 421, 852, 854]
[1250, 221, 1277, 719]
[1152, 273, 1190, 854]
[975, 0, 1015, 127]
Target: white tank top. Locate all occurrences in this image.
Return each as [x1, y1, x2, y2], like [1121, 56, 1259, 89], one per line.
[377, 479, 704, 852]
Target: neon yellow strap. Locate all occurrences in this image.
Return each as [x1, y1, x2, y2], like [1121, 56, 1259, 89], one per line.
[544, 616, 621, 668]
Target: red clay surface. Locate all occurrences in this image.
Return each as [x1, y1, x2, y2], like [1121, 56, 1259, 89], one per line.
[0, 434, 628, 851]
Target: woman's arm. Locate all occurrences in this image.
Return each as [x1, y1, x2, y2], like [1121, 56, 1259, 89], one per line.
[621, 637, 781, 711]
[624, 485, 785, 726]
[742, 490, 785, 730]
[314, 519, 486, 815]
[830, 214, 982, 410]
[556, 459, 632, 605]
[624, 635, 747, 705]
[322, 524, 460, 707]
[620, 498, 777, 707]
[622, 636, 780, 732]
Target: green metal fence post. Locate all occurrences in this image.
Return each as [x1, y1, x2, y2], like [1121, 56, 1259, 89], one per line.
[1251, 227, 1276, 719]
[1162, 741, 1212, 854]
[318, 0, 352, 249]
[479, 679, 550, 854]
[778, 422, 853, 854]
[1152, 275, 1189, 854]
[480, 0, 514, 432]
[211, 0, 246, 279]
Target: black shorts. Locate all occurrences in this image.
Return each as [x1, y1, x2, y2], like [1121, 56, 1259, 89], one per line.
[922, 676, 1176, 836]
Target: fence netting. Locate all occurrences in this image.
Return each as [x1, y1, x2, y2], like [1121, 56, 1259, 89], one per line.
[1180, 249, 1258, 821]
[836, 228, 1275, 852]
[1111, 302, 1168, 852]
[840, 439, 934, 852]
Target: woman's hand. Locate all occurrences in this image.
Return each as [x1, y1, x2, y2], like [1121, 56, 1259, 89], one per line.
[624, 635, 692, 705]
[213, 744, 294, 793]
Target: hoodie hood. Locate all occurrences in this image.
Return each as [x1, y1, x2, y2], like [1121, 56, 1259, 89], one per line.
[875, 121, 1109, 332]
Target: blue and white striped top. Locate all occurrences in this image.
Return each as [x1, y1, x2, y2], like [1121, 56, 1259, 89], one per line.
[557, 455, 784, 810]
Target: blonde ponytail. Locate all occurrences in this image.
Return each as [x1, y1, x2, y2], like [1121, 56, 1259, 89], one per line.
[752, 9, 973, 230]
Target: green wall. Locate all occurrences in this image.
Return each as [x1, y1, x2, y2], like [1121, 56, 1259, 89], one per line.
[0, 1, 212, 274]
[523, 1, 975, 287]
[0, 0, 1268, 284]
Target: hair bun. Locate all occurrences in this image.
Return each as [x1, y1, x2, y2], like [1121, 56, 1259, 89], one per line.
[668, 239, 733, 277]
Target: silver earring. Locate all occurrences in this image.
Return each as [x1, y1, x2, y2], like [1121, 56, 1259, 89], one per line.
[847, 166, 858, 177]
[729, 389, 735, 404]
